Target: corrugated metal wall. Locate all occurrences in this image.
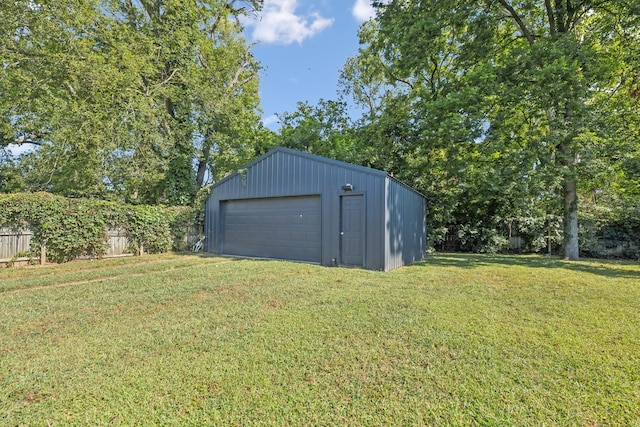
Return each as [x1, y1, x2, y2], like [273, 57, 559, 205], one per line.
[206, 147, 426, 271]
[384, 177, 427, 271]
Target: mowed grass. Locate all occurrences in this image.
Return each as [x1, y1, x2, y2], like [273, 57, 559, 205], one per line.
[1, 254, 639, 426]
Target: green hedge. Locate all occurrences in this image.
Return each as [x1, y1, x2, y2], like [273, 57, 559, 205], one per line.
[435, 208, 638, 259]
[0, 192, 198, 263]
[579, 202, 640, 259]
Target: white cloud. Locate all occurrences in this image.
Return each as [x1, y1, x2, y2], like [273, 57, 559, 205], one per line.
[352, 0, 376, 22]
[246, 0, 334, 45]
[351, 0, 390, 22]
[262, 115, 279, 128]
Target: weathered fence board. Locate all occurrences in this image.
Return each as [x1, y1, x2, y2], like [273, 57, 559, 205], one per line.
[107, 226, 129, 257]
[0, 228, 32, 259]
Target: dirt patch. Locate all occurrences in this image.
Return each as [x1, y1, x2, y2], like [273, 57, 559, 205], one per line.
[5, 260, 234, 295]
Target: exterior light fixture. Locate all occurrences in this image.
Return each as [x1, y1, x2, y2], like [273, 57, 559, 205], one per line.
[342, 183, 353, 191]
[238, 168, 247, 186]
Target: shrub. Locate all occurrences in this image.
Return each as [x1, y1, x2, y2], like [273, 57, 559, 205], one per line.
[0, 192, 198, 263]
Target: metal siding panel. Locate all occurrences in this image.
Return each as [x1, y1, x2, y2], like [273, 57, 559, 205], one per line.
[262, 156, 268, 196]
[282, 153, 287, 195]
[273, 153, 279, 195]
[250, 159, 257, 198]
[295, 156, 301, 194]
[371, 175, 385, 270]
[277, 154, 282, 195]
[329, 160, 341, 267]
[280, 155, 295, 194]
[206, 192, 221, 254]
[282, 154, 287, 194]
[293, 155, 298, 193]
[205, 196, 213, 252]
[253, 158, 259, 197]
[267, 156, 273, 196]
[310, 161, 317, 191]
[383, 178, 427, 271]
[384, 178, 393, 271]
[315, 161, 321, 191]
[291, 155, 298, 194]
[323, 162, 337, 266]
[254, 158, 260, 197]
[248, 161, 255, 197]
[267, 157, 272, 195]
[259, 158, 265, 196]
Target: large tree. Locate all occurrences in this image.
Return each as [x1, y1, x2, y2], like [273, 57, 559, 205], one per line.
[351, 0, 640, 259]
[274, 100, 366, 164]
[0, 0, 263, 204]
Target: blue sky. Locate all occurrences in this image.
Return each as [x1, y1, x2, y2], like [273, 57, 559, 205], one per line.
[241, 0, 379, 129]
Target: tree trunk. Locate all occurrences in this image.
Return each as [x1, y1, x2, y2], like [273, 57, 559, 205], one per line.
[563, 175, 579, 260]
[196, 135, 212, 189]
[195, 158, 207, 190]
[558, 104, 580, 261]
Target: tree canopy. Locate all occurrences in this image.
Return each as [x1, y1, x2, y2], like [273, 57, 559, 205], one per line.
[335, 0, 640, 259]
[1, 0, 264, 204]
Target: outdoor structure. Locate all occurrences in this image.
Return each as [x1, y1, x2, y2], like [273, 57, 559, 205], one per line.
[205, 147, 426, 271]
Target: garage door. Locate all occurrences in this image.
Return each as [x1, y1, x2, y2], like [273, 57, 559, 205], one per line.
[222, 196, 322, 263]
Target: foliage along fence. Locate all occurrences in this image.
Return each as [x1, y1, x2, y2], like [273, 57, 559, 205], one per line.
[0, 225, 202, 267]
[431, 197, 640, 260]
[0, 192, 201, 266]
[436, 215, 639, 260]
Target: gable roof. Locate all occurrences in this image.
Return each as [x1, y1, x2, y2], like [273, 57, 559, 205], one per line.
[211, 146, 425, 199]
[212, 146, 387, 189]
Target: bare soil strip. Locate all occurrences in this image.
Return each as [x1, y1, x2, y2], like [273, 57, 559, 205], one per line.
[1, 254, 206, 279]
[4, 259, 233, 295]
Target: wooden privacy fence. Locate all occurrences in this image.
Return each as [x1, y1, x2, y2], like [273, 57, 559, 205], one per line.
[0, 228, 33, 260]
[106, 226, 129, 257]
[0, 226, 202, 266]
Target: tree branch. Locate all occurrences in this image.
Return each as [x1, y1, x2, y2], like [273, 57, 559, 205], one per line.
[497, 0, 535, 45]
[123, 0, 138, 29]
[565, 0, 575, 31]
[229, 44, 258, 90]
[570, 0, 600, 30]
[158, 67, 179, 87]
[12, 133, 47, 146]
[428, 56, 439, 96]
[554, 0, 566, 32]
[377, 57, 414, 90]
[545, 0, 557, 36]
[230, 70, 256, 90]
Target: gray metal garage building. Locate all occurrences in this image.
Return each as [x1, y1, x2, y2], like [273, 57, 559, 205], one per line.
[205, 147, 426, 271]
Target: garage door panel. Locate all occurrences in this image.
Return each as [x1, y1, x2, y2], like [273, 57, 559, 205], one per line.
[222, 196, 321, 263]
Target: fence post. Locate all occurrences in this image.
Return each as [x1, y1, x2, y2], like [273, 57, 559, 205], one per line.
[139, 243, 144, 256]
[40, 241, 46, 265]
[547, 216, 552, 255]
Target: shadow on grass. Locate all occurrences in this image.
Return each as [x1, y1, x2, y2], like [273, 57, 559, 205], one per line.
[177, 251, 319, 266]
[413, 252, 640, 279]
[175, 251, 237, 260]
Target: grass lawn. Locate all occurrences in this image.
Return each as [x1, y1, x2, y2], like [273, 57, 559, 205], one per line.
[1, 253, 639, 425]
